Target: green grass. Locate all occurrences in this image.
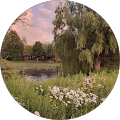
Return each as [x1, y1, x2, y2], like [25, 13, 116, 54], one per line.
[10, 60, 60, 68]
[3, 68, 119, 119]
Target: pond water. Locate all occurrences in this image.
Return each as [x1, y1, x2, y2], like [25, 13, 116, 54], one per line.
[20, 68, 58, 82]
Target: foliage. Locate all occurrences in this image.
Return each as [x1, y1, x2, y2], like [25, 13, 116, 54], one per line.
[52, 1, 119, 75]
[21, 36, 33, 55]
[3, 67, 119, 119]
[24, 45, 33, 55]
[32, 41, 44, 57]
[42, 42, 55, 59]
[46, 44, 55, 59]
[1, 30, 24, 59]
[0, 57, 18, 79]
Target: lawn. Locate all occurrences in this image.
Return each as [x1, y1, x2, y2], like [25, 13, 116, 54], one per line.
[10, 60, 60, 68]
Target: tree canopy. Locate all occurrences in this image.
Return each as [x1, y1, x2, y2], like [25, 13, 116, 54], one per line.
[32, 41, 44, 62]
[53, 1, 119, 75]
[46, 43, 55, 59]
[1, 30, 24, 60]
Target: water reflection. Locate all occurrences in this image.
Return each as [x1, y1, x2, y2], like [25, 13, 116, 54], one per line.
[20, 68, 58, 82]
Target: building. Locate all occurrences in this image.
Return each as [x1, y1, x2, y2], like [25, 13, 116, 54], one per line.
[23, 53, 31, 60]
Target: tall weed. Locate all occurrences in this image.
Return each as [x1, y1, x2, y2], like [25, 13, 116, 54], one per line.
[3, 68, 119, 119]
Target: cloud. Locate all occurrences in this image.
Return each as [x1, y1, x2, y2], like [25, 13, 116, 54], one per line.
[10, 0, 66, 45]
[39, 6, 52, 19]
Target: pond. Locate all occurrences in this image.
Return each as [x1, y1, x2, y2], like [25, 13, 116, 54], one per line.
[19, 68, 58, 82]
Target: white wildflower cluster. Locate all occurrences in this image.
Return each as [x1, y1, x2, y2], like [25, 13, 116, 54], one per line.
[48, 86, 98, 109]
[36, 85, 44, 93]
[100, 98, 106, 102]
[97, 83, 104, 89]
[98, 77, 106, 82]
[82, 77, 95, 91]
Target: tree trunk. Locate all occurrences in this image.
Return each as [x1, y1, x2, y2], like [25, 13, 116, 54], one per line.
[37, 57, 38, 62]
[94, 57, 102, 74]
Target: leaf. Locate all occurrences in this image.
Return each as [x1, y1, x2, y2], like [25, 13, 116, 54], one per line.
[79, 49, 93, 68]
[91, 43, 103, 55]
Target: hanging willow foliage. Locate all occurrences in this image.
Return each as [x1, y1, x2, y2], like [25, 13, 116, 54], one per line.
[53, 1, 119, 75]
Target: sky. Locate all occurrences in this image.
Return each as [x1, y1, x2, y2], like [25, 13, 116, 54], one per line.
[11, 0, 66, 45]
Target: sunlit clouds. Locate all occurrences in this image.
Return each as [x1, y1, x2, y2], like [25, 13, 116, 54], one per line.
[11, 0, 66, 45]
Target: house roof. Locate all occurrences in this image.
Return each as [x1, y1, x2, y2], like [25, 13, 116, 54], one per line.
[24, 53, 31, 56]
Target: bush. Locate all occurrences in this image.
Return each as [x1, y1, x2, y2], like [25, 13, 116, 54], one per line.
[0, 57, 18, 79]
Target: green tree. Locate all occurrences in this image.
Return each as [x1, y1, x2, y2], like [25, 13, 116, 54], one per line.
[53, 1, 119, 75]
[42, 42, 55, 59]
[21, 36, 33, 55]
[1, 30, 24, 60]
[32, 41, 44, 62]
[46, 44, 55, 59]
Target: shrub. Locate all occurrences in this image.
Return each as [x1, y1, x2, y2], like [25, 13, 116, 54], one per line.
[0, 57, 18, 79]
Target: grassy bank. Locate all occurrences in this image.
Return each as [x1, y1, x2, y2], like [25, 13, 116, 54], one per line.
[4, 68, 119, 119]
[10, 60, 60, 68]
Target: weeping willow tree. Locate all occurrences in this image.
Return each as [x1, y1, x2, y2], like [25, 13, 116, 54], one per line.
[53, 1, 119, 75]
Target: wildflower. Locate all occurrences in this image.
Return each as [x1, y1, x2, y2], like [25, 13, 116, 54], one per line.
[69, 95, 73, 99]
[79, 90, 84, 95]
[97, 83, 102, 88]
[18, 102, 21, 105]
[65, 103, 68, 107]
[35, 111, 40, 117]
[59, 95, 63, 101]
[75, 103, 81, 107]
[62, 101, 66, 104]
[82, 93, 86, 98]
[85, 98, 89, 103]
[40, 85, 42, 88]
[88, 98, 92, 103]
[90, 93, 93, 96]
[50, 96, 53, 99]
[77, 88, 80, 93]
[75, 107, 78, 110]
[70, 89, 76, 95]
[51, 86, 60, 94]
[92, 99, 97, 104]
[48, 86, 51, 90]
[54, 96, 58, 99]
[75, 93, 79, 98]
[93, 96, 97, 101]
[22, 103, 25, 106]
[101, 98, 106, 102]
[59, 98, 62, 101]
[40, 88, 44, 93]
[63, 88, 69, 92]
[67, 101, 71, 104]
[79, 97, 83, 101]
[14, 97, 19, 100]
[89, 83, 94, 88]
[59, 92, 64, 95]
[65, 92, 70, 98]
[92, 94, 98, 98]
[93, 80, 96, 83]
[36, 87, 38, 90]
